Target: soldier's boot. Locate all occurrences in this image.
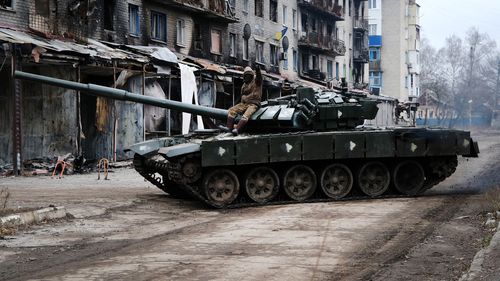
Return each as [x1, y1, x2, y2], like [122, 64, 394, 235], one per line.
[232, 118, 248, 136]
[218, 117, 235, 133]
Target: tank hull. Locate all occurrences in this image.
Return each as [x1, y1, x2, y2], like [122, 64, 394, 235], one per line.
[129, 127, 478, 208]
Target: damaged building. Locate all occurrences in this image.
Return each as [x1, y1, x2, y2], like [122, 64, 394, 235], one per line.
[0, 0, 369, 173]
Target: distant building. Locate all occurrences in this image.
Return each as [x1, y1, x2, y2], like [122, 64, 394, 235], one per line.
[368, 0, 420, 101]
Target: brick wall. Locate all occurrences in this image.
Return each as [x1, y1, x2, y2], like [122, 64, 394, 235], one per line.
[0, 1, 30, 29]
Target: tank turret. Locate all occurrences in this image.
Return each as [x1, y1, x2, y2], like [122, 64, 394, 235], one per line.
[14, 71, 379, 132]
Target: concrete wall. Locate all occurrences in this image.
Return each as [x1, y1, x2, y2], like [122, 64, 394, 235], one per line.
[0, 64, 79, 163]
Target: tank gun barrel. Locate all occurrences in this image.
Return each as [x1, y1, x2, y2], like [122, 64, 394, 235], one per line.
[14, 71, 229, 120]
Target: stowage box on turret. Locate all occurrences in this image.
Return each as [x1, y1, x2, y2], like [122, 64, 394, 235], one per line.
[15, 71, 479, 208]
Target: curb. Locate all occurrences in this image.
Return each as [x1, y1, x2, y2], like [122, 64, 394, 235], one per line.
[0, 206, 67, 227]
[459, 222, 500, 281]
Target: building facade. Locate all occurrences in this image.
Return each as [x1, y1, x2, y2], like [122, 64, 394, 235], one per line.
[0, 0, 369, 167]
[368, 0, 420, 101]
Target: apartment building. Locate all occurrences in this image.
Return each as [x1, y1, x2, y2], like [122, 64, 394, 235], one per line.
[0, 0, 369, 167]
[368, 0, 420, 101]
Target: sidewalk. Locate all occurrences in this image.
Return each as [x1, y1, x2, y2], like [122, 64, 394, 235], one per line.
[0, 168, 159, 219]
[461, 214, 500, 281]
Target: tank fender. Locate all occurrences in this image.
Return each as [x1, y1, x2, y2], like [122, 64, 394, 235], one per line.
[125, 138, 170, 156]
[463, 138, 480, 158]
[158, 143, 201, 159]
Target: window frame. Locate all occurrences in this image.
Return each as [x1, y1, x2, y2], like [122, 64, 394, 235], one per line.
[292, 9, 297, 30]
[255, 0, 263, 17]
[150, 11, 167, 42]
[211, 28, 222, 55]
[243, 0, 249, 13]
[269, 0, 278, 22]
[270, 43, 279, 66]
[255, 40, 265, 64]
[0, 0, 14, 10]
[229, 33, 237, 57]
[293, 49, 298, 72]
[327, 60, 333, 79]
[176, 18, 186, 46]
[128, 4, 140, 36]
[243, 38, 249, 61]
[282, 5, 287, 25]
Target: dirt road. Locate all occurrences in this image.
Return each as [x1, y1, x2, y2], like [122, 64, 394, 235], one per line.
[1, 131, 499, 281]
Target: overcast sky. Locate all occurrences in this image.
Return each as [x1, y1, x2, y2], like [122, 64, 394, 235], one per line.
[419, 0, 500, 49]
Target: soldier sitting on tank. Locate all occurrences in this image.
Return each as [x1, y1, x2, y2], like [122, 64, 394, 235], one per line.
[220, 65, 263, 135]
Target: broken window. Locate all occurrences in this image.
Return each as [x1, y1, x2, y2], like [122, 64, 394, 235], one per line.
[327, 24, 333, 36]
[35, 0, 49, 17]
[229, 33, 236, 57]
[312, 55, 318, 70]
[255, 0, 263, 17]
[256, 41, 264, 63]
[327, 60, 333, 79]
[176, 18, 186, 46]
[211, 29, 222, 54]
[269, 0, 277, 22]
[270, 44, 278, 66]
[151, 11, 166, 42]
[301, 13, 308, 33]
[0, 0, 13, 9]
[243, 38, 249, 60]
[194, 24, 203, 50]
[311, 18, 317, 33]
[128, 4, 140, 35]
[104, 0, 115, 30]
[293, 49, 298, 71]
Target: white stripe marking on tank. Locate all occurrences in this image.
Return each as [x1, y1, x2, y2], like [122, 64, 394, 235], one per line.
[463, 139, 470, 147]
[139, 145, 147, 151]
[286, 143, 293, 153]
[350, 141, 356, 151]
[218, 147, 226, 157]
[411, 143, 418, 152]
[338, 110, 343, 118]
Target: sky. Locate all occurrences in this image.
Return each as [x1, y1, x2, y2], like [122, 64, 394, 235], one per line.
[418, 0, 500, 49]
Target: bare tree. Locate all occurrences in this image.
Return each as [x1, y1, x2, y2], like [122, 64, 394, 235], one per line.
[420, 28, 498, 128]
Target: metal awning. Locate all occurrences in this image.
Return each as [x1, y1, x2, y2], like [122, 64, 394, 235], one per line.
[0, 27, 178, 66]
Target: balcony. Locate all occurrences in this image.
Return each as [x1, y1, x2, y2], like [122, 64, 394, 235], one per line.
[353, 47, 369, 62]
[353, 19, 368, 32]
[157, 0, 238, 23]
[369, 60, 381, 71]
[297, 0, 344, 21]
[298, 32, 346, 56]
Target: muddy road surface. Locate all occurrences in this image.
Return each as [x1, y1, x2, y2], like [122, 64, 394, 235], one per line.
[1, 131, 499, 281]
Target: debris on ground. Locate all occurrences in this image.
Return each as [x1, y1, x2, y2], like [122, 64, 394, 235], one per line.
[1, 154, 132, 177]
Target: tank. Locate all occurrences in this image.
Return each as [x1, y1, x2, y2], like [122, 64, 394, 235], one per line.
[15, 71, 480, 208]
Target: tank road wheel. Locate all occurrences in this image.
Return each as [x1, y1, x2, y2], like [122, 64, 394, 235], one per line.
[357, 161, 390, 197]
[203, 169, 240, 208]
[283, 165, 317, 201]
[245, 167, 280, 203]
[320, 164, 353, 199]
[393, 160, 426, 196]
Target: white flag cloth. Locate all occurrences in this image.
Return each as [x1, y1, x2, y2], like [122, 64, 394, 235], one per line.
[179, 63, 204, 134]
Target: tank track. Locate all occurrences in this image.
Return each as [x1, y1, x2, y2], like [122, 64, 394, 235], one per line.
[133, 154, 459, 209]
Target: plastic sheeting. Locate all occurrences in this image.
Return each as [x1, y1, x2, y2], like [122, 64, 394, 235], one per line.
[179, 63, 204, 134]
